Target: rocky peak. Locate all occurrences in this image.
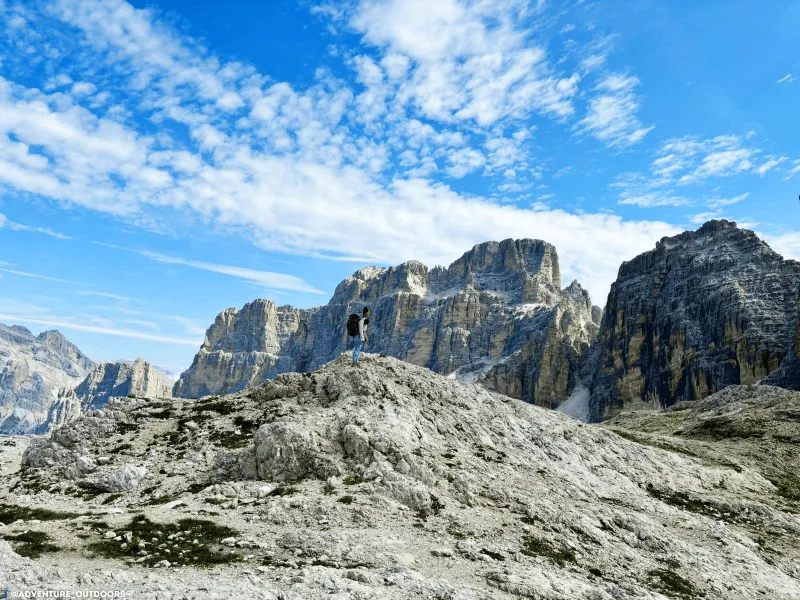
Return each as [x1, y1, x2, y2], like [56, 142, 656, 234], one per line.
[590, 220, 800, 420]
[175, 238, 598, 406]
[442, 238, 561, 304]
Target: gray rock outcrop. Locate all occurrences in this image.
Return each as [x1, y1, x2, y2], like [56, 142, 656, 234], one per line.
[0, 324, 95, 434]
[174, 239, 601, 409]
[9, 355, 800, 598]
[589, 220, 800, 421]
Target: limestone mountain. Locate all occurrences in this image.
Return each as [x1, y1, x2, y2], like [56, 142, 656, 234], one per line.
[174, 239, 601, 409]
[589, 220, 800, 421]
[40, 358, 174, 432]
[6, 355, 798, 598]
[0, 323, 95, 434]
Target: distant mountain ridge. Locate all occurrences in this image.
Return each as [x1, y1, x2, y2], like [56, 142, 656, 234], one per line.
[42, 358, 173, 432]
[174, 238, 601, 409]
[0, 323, 96, 434]
[0, 323, 172, 434]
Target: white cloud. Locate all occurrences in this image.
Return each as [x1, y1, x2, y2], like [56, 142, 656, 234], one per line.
[688, 211, 723, 225]
[618, 193, 691, 208]
[785, 161, 800, 180]
[706, 193, 749, 209]
[135, 250, 324, 294]
[753, 156, 788, 177]
[0, 267, 78, 284]
[777, 74, 796, 84]
[348, 0, 580, 126]
[0, 212, 72, 239]
[0, 312, 201, 346]
[75, 290, 131, 301]
[764, 231, 800, 261]
[0, 0, 684, 306]
[577, 74, 653, 147]
[70, 81, 96, 95]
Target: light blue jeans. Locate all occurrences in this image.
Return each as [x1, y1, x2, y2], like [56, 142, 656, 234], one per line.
[353, 335, 363, 362]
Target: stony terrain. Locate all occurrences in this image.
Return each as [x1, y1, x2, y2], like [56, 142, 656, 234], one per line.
[590, 220, 800, 421]
[41, 358, 173, 433]
[0, 323, 96, 434]
[175, 239, 601, 411]
[2, 354, 799, 599]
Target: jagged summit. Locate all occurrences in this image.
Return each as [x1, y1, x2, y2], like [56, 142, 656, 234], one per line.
[590, 219, 800, 420]
[175, 238, 598, 407]
[8, 353, 799, 598]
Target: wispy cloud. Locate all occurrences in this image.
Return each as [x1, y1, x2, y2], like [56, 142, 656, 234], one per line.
[753, 156, 788, 177]
[706, 193, 749, 209]
[0, 268, 78, 284]
[577, 74, 653, 147]
[136, 250, 325, 294]
[0, 213, 72, 239]
[785, 161, 800, 180]
[777, 74, 796, 84]
[0, 313, 201, 346]
[76, 290, 131, 301]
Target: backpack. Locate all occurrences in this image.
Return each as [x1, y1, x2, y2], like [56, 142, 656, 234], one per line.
[346, 313, 361, 337]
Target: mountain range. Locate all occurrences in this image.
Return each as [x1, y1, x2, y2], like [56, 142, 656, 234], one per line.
[2, 220, 798, 432]
[0, 326, 172, 434]
[173, 220, 800, 417]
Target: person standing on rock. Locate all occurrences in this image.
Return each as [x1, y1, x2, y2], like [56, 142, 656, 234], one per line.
[347, 307, 370, 365]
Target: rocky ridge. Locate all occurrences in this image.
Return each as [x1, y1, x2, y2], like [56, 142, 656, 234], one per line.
[1, 354, 798, 598]
[175, 239, 601, 410]
[0, 324, 95, 434]
[589, 220, 800, 420]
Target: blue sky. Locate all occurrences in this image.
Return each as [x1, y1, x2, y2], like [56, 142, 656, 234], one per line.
[1, 0, 799, 375]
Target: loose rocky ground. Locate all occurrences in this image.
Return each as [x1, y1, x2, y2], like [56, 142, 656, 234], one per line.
[1, 354, 799, 599]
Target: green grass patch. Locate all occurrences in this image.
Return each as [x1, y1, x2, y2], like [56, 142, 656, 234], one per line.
[767, 473, 800, 503]
[192, 399, 236, 415]
[337, 495, 355, 504]
[646, 485, 727, 519]
[0, 503, 80, 525]
[342, 475, 366, 486]
[520, 535, 576, 567]
[648, 568, 703, 599]
[87, 515, 239, 567]
[115, 422, 139, 434]
[101, 493, 123, 505]
[2, 530, 60, 558]
[610, 429, 697, 457]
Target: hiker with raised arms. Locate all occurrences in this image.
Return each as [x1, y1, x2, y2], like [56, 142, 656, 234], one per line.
[346, 307, 370, 366]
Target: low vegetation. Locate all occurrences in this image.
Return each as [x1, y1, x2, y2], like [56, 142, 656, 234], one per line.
[0, 503, 80, 525]
[520, 535, 576, 566]
[88, 515, 240, 567]
[2, 530, 60, 558]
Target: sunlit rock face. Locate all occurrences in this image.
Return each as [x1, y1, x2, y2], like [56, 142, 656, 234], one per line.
[174, 239, 601, 409]
[0, 324, 95, 434]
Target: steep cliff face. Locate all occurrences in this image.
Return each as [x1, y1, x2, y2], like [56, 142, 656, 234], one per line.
[589, 220, 800, 421]
[40, 358, 173, 432]
[175, 239, 601, 408]
[0, 324, 95, 434]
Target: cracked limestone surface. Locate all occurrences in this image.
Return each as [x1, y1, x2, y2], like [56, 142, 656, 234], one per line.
[2, 354, 799, 599]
